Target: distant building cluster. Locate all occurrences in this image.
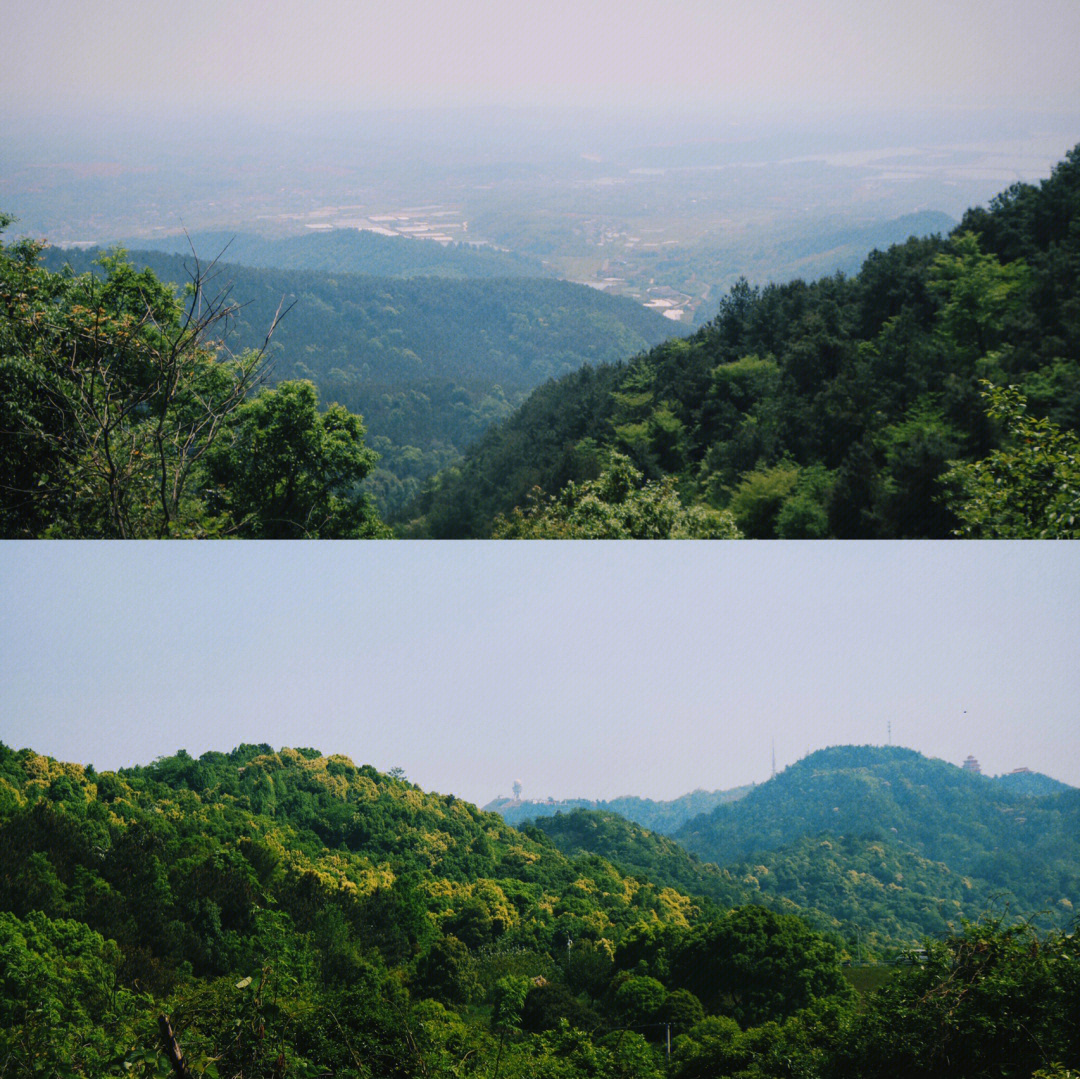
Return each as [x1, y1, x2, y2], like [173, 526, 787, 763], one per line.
[961, 759, 1034, 777]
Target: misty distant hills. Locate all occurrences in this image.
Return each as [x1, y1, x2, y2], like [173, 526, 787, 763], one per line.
[484, 785, 754, 832]
[764, 210, 958, 283]
[114, 227, 551, 280]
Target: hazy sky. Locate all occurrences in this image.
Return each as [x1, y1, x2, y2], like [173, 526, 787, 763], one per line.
[2, 543, 1077, 805]
[6, 0, 1080, 118]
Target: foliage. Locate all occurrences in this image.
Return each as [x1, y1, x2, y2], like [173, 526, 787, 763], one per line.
[492, 453, 741, 539]
[0, 742, 1076, 1076]
[839, 919, 1080, 1079]
[0, 230, 262, 537]
[528, 808, 755, 913]
[0, 230, 387, 538]
[204, 379, 388, 538]
[676, 745, 1080, 938]
[944, 382, 1080, 537]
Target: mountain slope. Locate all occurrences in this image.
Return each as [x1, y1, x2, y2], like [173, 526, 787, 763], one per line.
[0, 742, 857, 1076]
[528, 807, 1015, 952]
[115, 227, 551, 279]
[675, 745, 1079, 931]
[405, 144, 1080, 537]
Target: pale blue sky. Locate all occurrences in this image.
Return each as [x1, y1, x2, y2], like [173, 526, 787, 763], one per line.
[6, 0, 1080, 117]
[2, 543, 1077, 804]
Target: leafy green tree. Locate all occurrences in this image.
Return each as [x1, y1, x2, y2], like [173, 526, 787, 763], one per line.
[0, 911, 147, 1078]
[0, 229, 264, 537]
[775, 464, 835, 538]
[727, 463, 800, 538]
[415, 936, 482, 1007]
[928, 232, 1031, 366]
[873, 399, 963, 537]
[840, 919, 1080, 1079]
[205, 379, 388, 538]
[492, 453, 741, 538]
[613, 975, 668, 1030]
[944, 382, 1080, 537]
[520, 982, 602, 1034]
[669, 905, 852, 1027]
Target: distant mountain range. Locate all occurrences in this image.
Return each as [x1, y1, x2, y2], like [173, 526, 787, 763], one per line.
[483, 785, 754, 832]
[111, 227, 551, 280]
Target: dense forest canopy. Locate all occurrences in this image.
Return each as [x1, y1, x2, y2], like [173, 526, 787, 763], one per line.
[1, 741, 1077, 1077]
[673, 745, 1080, 936]
[403, 144, 1080, 538]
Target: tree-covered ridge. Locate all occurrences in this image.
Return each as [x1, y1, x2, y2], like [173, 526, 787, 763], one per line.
[992, 768, 1074, 797]
[2, 743, 1077, 1078]
[486, 785, 753, 832]
[524, 809, 762, 913]
[0, 742, 845, 1077]
[405, 145, 1080, 537]
[37, 246, 675, 518]
[525, 808, 1008, 953]
[675, 745, 1080, 933]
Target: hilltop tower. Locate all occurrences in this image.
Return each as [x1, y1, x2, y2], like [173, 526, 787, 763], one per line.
[962, 755, 981, 774]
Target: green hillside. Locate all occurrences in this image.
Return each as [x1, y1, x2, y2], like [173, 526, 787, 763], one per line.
[2, 743, 1077, 1078]
[36, 247, 674, 517]
[405, 145, 1080, 537]
[523, 809, 758, 914]
[675, 746, 1080, 932]
[527, 804, 1053, 954]
[0, 742, 854, 1077]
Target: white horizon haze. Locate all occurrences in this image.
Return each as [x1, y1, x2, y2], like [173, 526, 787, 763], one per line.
[2, 543, 1077, 807]
[5, 0, 1080, 120]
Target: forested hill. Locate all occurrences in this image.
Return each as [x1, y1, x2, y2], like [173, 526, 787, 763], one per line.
[0, 742, 851, 1076]
[675, 745, 1080, 932]
[116, 227, 551, 280]
[485, 785, 753, 831]
[37, 247, 674, 517]
[3, 743, 1079, 1077]
[403, 144, 1080, 537]
[528, 802, 1073, 951]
